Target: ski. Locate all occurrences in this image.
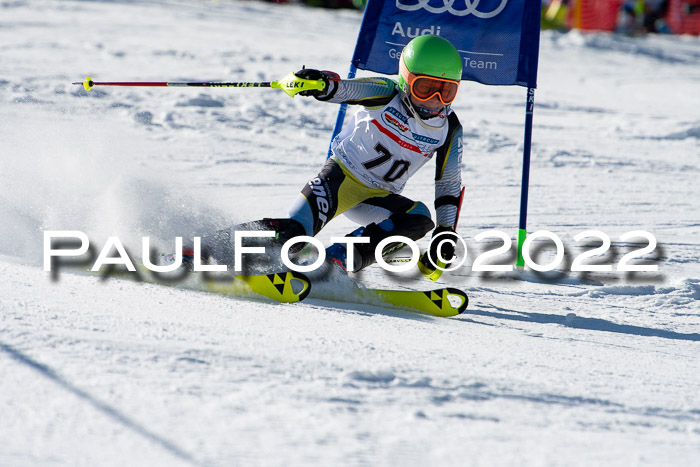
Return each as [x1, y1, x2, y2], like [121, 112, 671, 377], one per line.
[82, 263, 467, 316]
[312, 284, 468, 317]
[202, 271, 311, 303]
[204, 271, 312, 303]
[358, 286, 468, 317]
[85, 265, 312, 304]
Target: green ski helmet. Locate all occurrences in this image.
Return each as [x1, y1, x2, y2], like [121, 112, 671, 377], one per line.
[398, 35, 462, 115]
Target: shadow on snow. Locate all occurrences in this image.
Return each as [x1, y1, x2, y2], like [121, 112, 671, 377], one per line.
[0, 341, 201, 466]
[468, 305, 700, 342]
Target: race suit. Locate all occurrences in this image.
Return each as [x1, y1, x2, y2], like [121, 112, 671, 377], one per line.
[289, 76, 463, 243]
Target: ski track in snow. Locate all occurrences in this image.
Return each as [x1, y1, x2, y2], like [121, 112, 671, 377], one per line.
[1, 0, 699, 465]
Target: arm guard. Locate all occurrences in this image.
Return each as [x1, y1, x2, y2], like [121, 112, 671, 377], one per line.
[320, 77, 398, 107]
[433, 111, 463, 227]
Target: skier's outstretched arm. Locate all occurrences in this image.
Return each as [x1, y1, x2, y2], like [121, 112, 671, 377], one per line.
[295, 68, 396, 106]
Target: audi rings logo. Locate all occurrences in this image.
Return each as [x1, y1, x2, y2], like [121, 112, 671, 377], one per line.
[395, 0, 508, 18]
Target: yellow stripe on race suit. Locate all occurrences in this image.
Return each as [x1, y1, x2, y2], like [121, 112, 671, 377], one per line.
[333, 159, 392, 216]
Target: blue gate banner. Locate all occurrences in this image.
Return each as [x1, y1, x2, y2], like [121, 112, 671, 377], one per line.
[351, 0, 541, 87]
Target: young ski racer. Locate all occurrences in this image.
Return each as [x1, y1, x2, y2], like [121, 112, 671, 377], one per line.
[198, 35, 464, 278]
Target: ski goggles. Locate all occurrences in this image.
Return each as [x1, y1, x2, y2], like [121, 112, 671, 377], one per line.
[400, 61, 460, 106]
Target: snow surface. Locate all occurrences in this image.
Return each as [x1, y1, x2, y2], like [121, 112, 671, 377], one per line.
[1, 0, 699, 465]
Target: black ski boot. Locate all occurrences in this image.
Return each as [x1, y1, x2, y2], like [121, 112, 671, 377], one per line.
[343, 213, 434, 273]
[198, 218, 306, 267]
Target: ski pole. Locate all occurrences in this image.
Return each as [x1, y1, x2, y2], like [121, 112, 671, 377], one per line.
[72, 71, 325, 98]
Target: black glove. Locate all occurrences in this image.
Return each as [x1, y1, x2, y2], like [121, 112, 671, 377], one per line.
[423, 225, 457, 269]
[294, 67, 337, 98]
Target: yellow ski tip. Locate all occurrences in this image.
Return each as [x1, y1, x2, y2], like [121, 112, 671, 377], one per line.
[271, 72, 326, 98]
